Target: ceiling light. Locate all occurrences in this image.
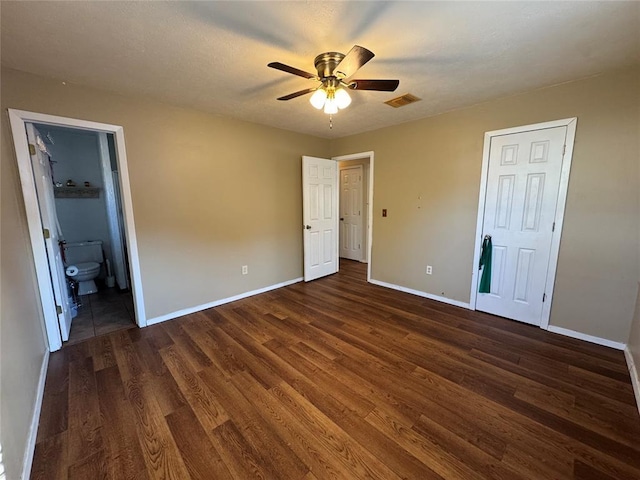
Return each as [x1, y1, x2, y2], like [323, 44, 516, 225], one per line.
[310, 85, 351, 114]
[309, 89, 327, 109]
[334, 88, 351, 109]
[324, 97, 338, 114]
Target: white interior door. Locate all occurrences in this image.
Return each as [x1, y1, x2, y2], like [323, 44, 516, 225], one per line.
[302, 156, 338, 281]
[476, 126, 567, 325]
[26, 123, 73, 340]
[339, 165, 363, 261]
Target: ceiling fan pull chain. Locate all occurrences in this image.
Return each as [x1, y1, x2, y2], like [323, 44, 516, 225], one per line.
[329, 115, 333, 129]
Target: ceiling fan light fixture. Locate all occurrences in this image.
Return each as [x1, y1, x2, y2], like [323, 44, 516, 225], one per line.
[323, 96, 339, 114]
[313, 85, 350, 114]
[269, 45, 399, 123]
[334, 88, 351, 109]
[309, 89, 327, 109]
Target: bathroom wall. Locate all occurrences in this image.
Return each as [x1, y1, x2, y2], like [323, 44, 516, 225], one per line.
[37, 125, 113, 274]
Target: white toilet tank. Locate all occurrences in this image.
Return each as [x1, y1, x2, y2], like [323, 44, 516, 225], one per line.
[64, 241, 103, 264]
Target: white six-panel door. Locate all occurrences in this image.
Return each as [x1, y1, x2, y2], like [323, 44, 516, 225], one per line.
[27, 123, 73, 340]
[339, 165, 363, 261]
[302, 156, 338, 281]
[476, 126, 567, 325]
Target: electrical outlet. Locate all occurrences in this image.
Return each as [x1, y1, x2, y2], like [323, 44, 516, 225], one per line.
[242, 265, 248, 275]
[426, 265, 433, 275]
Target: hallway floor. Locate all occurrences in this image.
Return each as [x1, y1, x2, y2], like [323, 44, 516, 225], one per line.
[67, 287, 135, 344]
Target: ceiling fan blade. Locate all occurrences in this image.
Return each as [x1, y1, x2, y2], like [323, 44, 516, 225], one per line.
[277, 88, 316, 101]
[348, 79, 400, 91]
[268, 62, 317, 80]
[334, 45, 375, 79]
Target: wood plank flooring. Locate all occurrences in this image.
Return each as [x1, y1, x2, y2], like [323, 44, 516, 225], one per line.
[32, 260, 640, 479]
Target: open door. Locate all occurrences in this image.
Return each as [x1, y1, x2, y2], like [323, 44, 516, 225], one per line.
[302, 156, 338, 281]
[26, 123, 73, 340]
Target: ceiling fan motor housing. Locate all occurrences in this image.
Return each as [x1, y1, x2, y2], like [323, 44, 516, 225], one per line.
[314, 52, 346, 79]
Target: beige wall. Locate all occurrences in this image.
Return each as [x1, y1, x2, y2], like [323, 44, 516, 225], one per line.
[331, 66, 640, 343]
[2, 68, 330, 318]
[1, 106, 49, 479]
[0, 67, 329, 476]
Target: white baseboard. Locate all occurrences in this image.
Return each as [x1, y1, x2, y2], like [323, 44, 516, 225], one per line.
[546, 325, 626, 350]
[146, 277, 303, 326]
[21, 349, 49, 480]
[624, 346, 640, 416]
[368, 278, 471, 310]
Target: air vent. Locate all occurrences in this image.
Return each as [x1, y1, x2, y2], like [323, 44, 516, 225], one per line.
[384, 93, 421, 108]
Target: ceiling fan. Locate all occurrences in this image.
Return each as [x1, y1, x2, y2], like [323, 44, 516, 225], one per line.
[268, 45, 399, 115]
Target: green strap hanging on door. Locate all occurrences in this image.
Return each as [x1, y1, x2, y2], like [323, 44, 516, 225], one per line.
[478, 235, 492, 293]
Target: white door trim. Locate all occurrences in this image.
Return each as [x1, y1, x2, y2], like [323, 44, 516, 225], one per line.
[332, 151, 374, 283]
[469, 118, 577, 330]
[8, 109, 147, 352]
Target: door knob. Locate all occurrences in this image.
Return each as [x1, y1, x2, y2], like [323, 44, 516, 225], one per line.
[340, 218, 344, 221]
[305, 225, 311, 230]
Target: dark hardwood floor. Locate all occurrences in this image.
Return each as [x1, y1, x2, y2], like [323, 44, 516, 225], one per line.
[32, 260, 640, 479]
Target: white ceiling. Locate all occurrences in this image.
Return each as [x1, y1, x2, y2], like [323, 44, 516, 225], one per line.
[2, 1, 639, 139]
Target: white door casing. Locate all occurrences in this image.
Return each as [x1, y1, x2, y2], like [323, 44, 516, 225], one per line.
[302, 156, 339, 281]
[26, 123, 73, 340]
[339, 165, 363, 261]
[9, 109, 147, 352]
[474, 122, 575, 326]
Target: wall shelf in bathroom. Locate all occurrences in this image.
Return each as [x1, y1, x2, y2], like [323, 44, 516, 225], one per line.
[54, 187, 101, 199]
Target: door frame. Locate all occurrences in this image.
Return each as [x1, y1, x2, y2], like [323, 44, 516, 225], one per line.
[469, 118, 577, 330]
[8, 109, 147, 351]
[332, 151, 374, 282]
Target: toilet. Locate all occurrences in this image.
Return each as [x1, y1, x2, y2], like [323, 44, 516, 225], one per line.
[64, 241, 104, 295]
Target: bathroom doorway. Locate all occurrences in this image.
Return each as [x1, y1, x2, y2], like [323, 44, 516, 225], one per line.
[32, 123, 134, 344]
[8, 109, 146, 351]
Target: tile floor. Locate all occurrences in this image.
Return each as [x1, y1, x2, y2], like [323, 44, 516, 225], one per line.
[67, 287, 135, 344]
